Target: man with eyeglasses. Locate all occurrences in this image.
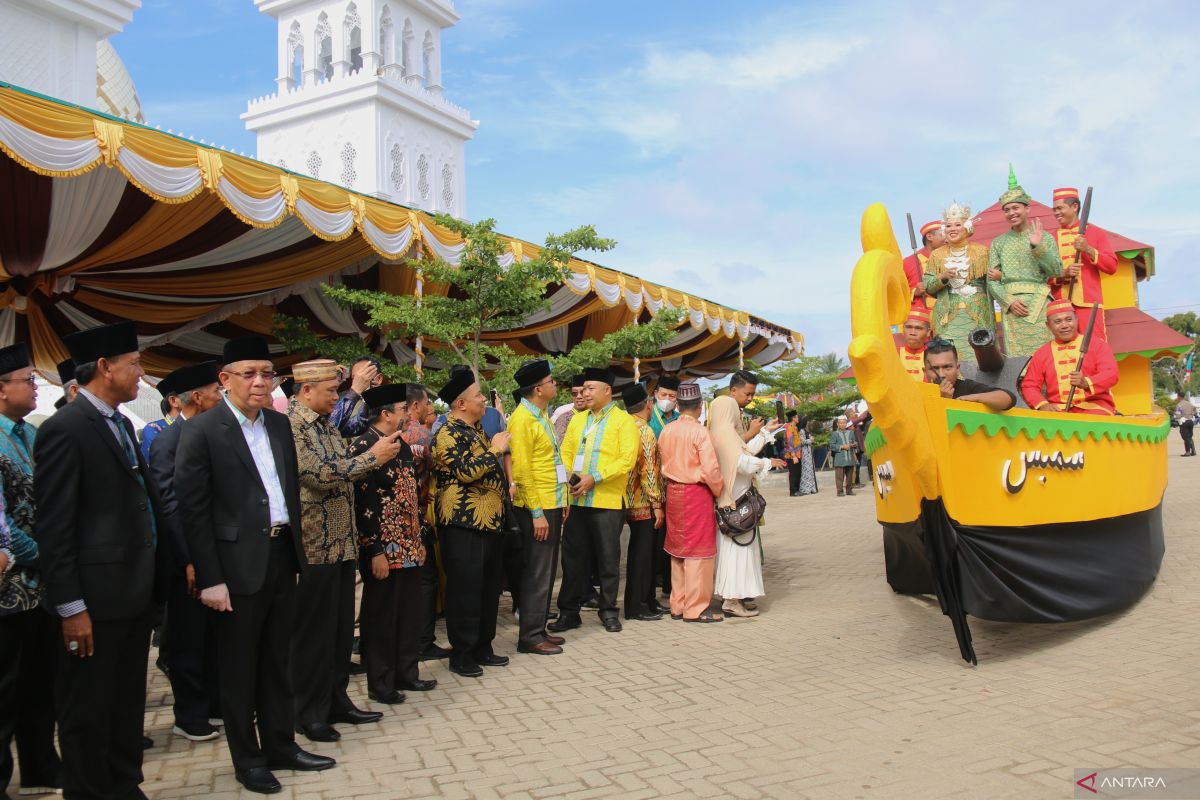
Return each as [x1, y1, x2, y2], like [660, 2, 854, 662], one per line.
[923, 340, 1017, 411]
[34, 322, 163, 799]
[0, 344, 62, 798]
[508, 360, 569, 656]
[177, 336, 335, 794]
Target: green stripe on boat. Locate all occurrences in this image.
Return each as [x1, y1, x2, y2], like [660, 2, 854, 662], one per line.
[863, 410, 1169, 458]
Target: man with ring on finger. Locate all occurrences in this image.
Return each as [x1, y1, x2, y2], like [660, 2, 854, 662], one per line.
[176, 336, 336, 795]
[34, 321, 163, 799]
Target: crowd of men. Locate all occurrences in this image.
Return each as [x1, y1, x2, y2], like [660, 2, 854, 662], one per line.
[0, 323, 788, 798]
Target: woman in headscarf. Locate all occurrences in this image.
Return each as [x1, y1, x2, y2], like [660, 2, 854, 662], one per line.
[708, 396, 786, 618]
[797, 416, 818, 495]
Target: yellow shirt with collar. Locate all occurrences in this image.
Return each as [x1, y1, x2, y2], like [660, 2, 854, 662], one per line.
[559, 401, 639, 510]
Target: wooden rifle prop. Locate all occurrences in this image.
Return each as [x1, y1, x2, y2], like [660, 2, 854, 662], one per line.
[1064, 186, 1094, 303]
[1063, 302, 1101, 412]
[906, 213, 923, 302]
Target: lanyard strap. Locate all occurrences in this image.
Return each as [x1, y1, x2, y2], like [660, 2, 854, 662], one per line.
[520, 399, 563, 466]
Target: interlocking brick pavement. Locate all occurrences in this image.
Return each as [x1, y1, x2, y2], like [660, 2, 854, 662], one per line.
[113, 455, 1200, 797]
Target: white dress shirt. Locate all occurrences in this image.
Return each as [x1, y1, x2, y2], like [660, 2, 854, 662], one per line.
[224, 397, 290, 526]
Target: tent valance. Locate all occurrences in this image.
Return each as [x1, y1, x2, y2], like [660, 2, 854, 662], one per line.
[0, 82, 802, 378]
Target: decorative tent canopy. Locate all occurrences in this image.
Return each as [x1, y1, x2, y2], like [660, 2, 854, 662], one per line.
[0, 83, 802, 382]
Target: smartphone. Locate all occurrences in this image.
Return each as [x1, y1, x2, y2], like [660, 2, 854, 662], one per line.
[489, 389, 499, 408]
[568, 473, 581, 487]
[775, 400, 786, 423]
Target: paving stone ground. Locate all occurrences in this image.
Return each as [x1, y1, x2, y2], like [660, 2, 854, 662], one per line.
[125, 452, 1200, 798]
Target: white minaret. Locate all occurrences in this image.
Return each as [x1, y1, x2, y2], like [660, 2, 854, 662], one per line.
[243, 0, 477, 218]
[0, 0, 140, 106]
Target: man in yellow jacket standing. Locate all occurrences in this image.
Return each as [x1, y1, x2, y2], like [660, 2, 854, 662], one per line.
[550, 367, 639, 633]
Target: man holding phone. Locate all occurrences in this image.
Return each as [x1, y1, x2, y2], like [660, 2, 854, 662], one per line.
[551, 367, 640, 634]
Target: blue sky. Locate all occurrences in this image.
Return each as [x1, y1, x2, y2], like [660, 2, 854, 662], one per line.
[112, 0, 1200, 355]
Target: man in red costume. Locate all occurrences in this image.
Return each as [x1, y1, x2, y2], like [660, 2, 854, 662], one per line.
[902, 220, 945, 310]
[1049, 187, 1117, 339]
[898, 308, 932, 382]
[1021, 299, 1119, 415]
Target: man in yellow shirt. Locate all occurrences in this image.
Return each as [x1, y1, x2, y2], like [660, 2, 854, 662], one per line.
[550, 367, 639, 633]
[508, 359, 569, 656]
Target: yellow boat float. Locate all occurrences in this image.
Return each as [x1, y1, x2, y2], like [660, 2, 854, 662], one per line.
[848, 204, 1176, 664]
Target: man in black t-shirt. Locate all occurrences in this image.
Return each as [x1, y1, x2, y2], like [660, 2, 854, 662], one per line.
[923, 340, 1016, 411]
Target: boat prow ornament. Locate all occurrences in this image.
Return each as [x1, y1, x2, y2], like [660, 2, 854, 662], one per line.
[848, 203, 1168, 665]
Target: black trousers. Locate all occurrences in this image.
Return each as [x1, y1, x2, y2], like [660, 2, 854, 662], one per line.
[514, 508, 563, 648]
[439, 525, 503, 669]
[211, 537, 300, 773]
[624, 517, 657, 618]
[0, 607, 60, 793]
[557, 506, 623, 621]
[164, 569, 220, 727]
[654, 525, 671, 597]
[417, 525, 442, 652]
[787, 460, 803, 494]
[1181, 420, 1195, 455]
[501, 531, 525, 612]
[55, 609, 151, 800]
[358, 563, 424, 696]
[291, 560, 356, 727]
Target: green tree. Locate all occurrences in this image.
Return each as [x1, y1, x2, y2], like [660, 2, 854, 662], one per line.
[756, 353, 861, 426]
[1151, 312, 1198, 396]
[324, 215, 615, 379]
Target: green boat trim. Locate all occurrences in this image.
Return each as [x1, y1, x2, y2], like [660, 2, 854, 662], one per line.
[864, 408, 1170, 458]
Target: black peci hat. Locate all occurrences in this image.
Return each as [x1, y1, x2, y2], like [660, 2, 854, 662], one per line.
[163, 361, 220, 396]
[222, 335, 272, 365]
[622, 382, 648, 408]
[63, 321, 138, 364]
[437, 367, 476, 405]
[514, 359, 552, 392]
[656, 375, 680, 391]
[570, 373, 586, 389]
[0, 343, 30, 376]
[363, 383, 409, 410]
[56, 358, 76, 385]
[582, 367, 616, 387]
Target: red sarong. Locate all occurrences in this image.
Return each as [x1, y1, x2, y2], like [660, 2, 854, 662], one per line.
[664, 481, 717, 559]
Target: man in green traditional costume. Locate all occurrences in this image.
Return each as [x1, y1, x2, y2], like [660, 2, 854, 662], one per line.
[986, 166, 1062, 357]
[922, 202, 993, 362]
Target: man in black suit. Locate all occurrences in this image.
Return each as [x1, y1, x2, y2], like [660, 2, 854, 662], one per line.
[146, 361, 223, 743]
[34, 321, 161, 800]
[175, 336, 335, 795]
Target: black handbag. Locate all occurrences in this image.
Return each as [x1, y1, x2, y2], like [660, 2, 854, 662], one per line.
[716, 485, 765, 546]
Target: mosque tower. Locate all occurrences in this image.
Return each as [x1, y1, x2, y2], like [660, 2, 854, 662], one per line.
[243, 0, 477, 217]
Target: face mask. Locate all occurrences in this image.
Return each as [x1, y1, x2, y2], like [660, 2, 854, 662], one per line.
[656, 398, 677, 413]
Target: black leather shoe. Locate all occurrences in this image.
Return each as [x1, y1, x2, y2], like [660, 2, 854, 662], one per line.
[602, 618, 623, 633]
[397, 678, 437, 691]
[627, 611, 662, 622]
[236, 766, 281, 794]
[268, 749, 337, 772]
[449, 661, 483, 678]
[547, 615, 581, 632]
[582, 597, 600, 609]
[329, 707, 383, 725]
[142, 735, 154, 750]
[297, 723, 340, 742]
[477, 654, 509, 667]
[419, 643, 451, 661]
[368, 690, 406, 704]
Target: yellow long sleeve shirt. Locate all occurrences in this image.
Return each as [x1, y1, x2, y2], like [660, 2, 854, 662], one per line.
[508, 399, 568, 516]
[559, 401, 639, 510]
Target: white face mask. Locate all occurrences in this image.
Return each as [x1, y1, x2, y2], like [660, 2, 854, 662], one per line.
[656, 397, 677, 413]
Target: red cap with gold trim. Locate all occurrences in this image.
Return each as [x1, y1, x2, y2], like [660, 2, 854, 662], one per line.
[907, 308, 932, 324]
[1053, 187, 1080, 202]
[919, 220, 942, 237]
[1047, 298, 1076, 317]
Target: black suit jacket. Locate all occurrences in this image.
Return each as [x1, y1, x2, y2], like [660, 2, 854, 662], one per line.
[147, 416, 190, 573]
[33, 395, 162, 621]
[176, 400, 304, 595]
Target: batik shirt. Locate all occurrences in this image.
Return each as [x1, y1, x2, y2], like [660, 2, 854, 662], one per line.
[430, 416, 508, 534]
[350, 426, 426, 569]
[625, 416, 664, 520]
[330, 390, 369, 437]
[288, 402, 378, 564]
[0, 415, 36, 565]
